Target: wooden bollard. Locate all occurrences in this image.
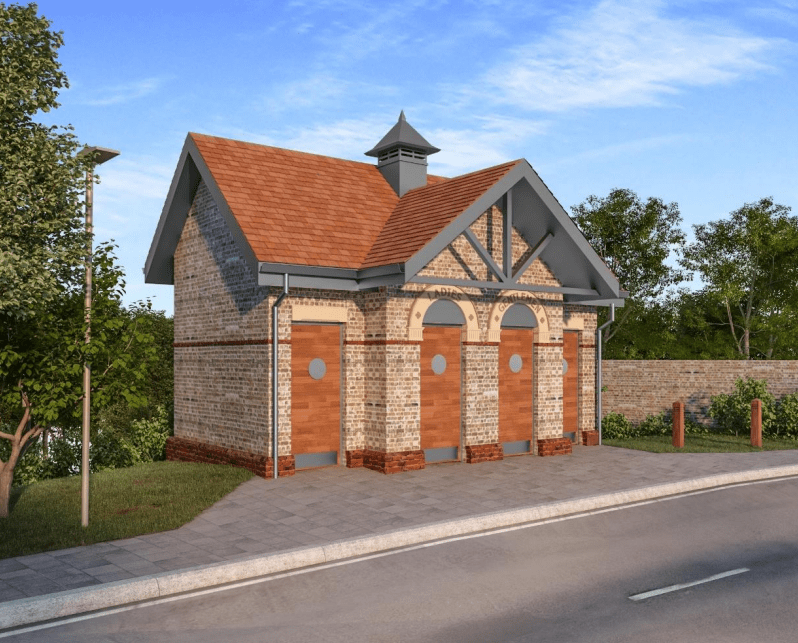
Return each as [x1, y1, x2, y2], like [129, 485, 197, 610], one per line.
[751, 399, 762, 447]
[672, 401, 685, 448]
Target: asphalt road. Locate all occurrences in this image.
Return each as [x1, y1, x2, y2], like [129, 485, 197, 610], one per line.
[6, 477, 798, 642]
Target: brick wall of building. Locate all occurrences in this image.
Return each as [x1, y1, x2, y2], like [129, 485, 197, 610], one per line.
[603, 360, 798, 424]
[172, 180, 599, 470]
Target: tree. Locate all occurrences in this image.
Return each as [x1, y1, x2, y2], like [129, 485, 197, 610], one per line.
[0, 3, 156, 516]
[571, 188, 686, 347]
[681, 198, 798, 359]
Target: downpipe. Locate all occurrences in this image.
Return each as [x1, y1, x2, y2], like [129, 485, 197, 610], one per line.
[272, 274, 289, 479]
[596, 303, 615, 446]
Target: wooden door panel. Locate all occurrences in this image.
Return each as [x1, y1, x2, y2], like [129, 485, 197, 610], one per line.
[291, 325, 340, 457]
[420, 327, 461, 451]
[499, 329, 533, 446]
[563, 331, 578, 435]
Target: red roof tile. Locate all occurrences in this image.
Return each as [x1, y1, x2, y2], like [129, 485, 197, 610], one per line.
[190, 133, 516, 271]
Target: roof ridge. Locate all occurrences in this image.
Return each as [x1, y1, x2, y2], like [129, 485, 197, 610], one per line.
[399, 159, 521, 198]
[189, 132, 379, 170]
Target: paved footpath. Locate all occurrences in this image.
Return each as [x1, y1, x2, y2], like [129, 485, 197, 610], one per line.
[2, 446, 798, 609]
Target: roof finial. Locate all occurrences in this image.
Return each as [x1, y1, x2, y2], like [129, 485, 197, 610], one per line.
[399, 110, 406, 122]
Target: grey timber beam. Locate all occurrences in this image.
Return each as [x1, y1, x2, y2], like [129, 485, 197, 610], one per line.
[409, 275, 598, 297]
[463, 228, 507, 282]
[513, 232, 553, 282]
[503, 190, 513, 278]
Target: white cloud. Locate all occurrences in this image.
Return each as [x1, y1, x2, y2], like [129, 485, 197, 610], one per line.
[543, 134, 689, 171]
[428, 116, 550, 175]
[483, 0, 783, 111]
[80, 78, 165, 107]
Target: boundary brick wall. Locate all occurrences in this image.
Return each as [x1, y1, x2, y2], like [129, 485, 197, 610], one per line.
[603, 360, 798, 424]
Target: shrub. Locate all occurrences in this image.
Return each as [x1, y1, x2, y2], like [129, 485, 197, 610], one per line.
[91, 405, 169, 471]
[602, 412, 634, 439]
[709, 377, 776, 436]
[775, 392, 798, 439]
[637, 412, 670, 436]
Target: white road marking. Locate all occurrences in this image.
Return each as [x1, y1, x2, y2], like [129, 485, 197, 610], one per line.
[629, 568, 750, 601]
[1, 475, 794, 638]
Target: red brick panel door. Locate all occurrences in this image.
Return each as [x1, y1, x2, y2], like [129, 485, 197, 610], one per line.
[291, 324, 341, 469]
[421, 326, 461, 462]
[563, 330, 579, 441]
[499, 329, 533, 455]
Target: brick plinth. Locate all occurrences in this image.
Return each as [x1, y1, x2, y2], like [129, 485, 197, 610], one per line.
[166, 436, 268, 477]
[267, 455, 296, 478]
[537, 437, 572, 457]
[363, 449, 425, 474]
[465, 443, 503, 463]
[346, 449, 365, 468]
[581, 430, 599, 446]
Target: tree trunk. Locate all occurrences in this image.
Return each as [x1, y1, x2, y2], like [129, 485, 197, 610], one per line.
[0, 464, 15, 518]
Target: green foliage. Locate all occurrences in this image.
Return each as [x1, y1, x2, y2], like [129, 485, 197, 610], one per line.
[601, 412, 634, 439]
[708, 377, 776, 436]
[91, 405, 170, 471]
[571, 188, 685, 349]
[1, 2, 89, 320]
[637, 412, 670, 436]
[775, 392, 798, 439]
[681, 198, 798, 359]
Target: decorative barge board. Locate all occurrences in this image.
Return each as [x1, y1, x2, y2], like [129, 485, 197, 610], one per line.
[145, 112, 626, 478]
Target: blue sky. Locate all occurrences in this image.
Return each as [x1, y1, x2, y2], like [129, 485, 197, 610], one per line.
[32, 0, 798, 316]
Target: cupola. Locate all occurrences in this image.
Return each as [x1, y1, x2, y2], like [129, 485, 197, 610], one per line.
[365, 111, 440, 197]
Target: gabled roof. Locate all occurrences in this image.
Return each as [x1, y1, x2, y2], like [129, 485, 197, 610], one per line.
[363, 160, 519, 268]
[144, 132, 625, 305]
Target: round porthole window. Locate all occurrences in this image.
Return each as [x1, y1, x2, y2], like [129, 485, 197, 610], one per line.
[309, 358, 327, 380]
[431, 354, 447, 375]
[562, 359, 568, 375]
[509, 354, 523, 373]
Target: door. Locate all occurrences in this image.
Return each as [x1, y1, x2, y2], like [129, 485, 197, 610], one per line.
[499, 329, 533, 455]
[420, 326, 461, 462]
[563, 330, 579, 442]
[291, 324, 341, 469]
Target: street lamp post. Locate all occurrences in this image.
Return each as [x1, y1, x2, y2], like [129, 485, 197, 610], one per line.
[76, 146, 119, 528]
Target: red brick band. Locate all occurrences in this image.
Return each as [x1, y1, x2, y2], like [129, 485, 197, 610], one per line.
[173, 339, 286, 348]
[465, 443, 503, 463]
[165, 436, 295, 477]
[344, 340, 422, 346]
[356, 449, 425, 474]
[579, 344, 596, 348]
[535, 342, 564, 347]
[581, 430, 599, 446]
[536, 437, 573, 456]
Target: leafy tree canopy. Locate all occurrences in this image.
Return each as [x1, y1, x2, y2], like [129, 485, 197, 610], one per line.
[681, 197, 798, 359]
[571, 188, 686, 345]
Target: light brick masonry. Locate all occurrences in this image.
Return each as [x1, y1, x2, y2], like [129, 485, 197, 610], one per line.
[603, 360, 798, 424]
[169, 181, 599, 477]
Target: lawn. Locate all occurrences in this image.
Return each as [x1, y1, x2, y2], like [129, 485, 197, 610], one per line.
[1, 461, 253, 559]
[604, 433, 798, 454]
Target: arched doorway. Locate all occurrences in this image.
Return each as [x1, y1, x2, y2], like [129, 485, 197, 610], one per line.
[499, 304, 537, 455]
[421, 299, 463, 463]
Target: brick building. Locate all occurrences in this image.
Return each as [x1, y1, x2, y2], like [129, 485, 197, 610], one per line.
[145, 113, 625, 478]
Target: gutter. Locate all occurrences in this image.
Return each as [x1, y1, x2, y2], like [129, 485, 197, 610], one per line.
[272, 274, 289, 479]
[596, 303, 615, 446]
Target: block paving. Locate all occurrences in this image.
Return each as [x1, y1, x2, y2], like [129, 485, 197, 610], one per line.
[2, 446, 798, 604]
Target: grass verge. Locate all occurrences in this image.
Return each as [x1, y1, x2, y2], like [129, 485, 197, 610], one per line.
[1, 461, 253, 559]
[604, 433, 798, 454]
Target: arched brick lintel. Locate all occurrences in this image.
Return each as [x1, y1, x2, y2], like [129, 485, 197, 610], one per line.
[407, 285, 480, 341]
[487, 291, 551, 343]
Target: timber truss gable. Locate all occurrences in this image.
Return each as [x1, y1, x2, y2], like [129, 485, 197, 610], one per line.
[145, 136, 625, 307]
